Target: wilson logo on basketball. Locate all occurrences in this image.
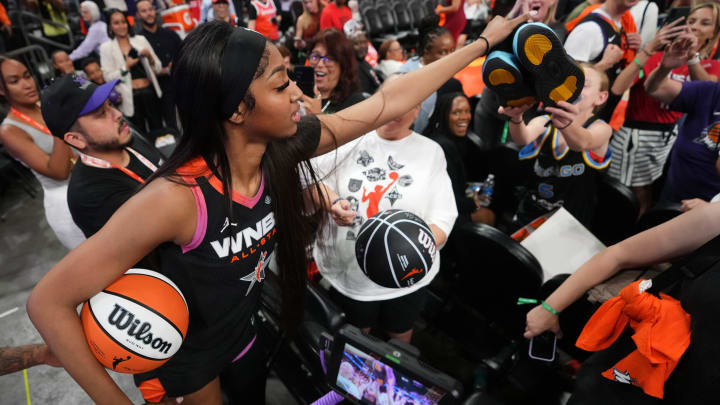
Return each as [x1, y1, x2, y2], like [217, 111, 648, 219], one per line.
[108, 304, 173, 354]
[417, 229, 436, 257]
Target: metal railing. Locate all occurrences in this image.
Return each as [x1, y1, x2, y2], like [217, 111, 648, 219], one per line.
[9, 10, 76, 52]
[6, 44, 55, 87]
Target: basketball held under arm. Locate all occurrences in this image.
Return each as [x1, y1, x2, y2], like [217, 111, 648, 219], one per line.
[313, 14, 531, 155]
[27, 180, 196, 405]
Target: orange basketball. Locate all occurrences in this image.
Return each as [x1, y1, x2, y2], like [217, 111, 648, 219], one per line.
[80, 268, 189, 374]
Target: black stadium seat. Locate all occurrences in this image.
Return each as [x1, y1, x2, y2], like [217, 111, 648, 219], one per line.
[362, 6, 406, 46]
[424, 0, 438, 18]
[393, 2, 416, 32]
[408, 0, 429, 26]
[451, 223, 543, 334]
[635, 201, 684, 234]
[591, 175, 639, 245]
[375, 3, 398, 33]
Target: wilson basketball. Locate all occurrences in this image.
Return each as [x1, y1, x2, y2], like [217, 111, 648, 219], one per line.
[80, 268, 189, 374]
[355, 209, 437, 288]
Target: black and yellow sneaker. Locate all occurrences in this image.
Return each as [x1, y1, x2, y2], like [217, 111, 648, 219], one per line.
[482, 51, 537, 107]
[512, 22, 584, 107]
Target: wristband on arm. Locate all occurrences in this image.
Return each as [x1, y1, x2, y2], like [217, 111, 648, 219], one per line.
[517, 297, 560, 315]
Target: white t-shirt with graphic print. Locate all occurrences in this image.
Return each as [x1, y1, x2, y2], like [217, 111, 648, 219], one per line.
[312, 130, 458, 301]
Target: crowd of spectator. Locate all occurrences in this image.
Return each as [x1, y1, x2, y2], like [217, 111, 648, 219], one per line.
[3, 0, 720, 402]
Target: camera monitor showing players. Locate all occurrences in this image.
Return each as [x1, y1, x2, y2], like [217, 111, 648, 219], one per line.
[328, 325, 461, 405]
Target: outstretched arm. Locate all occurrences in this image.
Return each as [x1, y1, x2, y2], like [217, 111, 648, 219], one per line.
[610, 17, 686, 95]
[524, 201, 720, 339]
[498, 104, 545, 146]
[313, 14, 530, 156]
[544, 101, 612, 153]
[645, 32, 697, 104]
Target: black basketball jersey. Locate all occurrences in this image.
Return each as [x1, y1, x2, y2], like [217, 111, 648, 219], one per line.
[154, 156, 275, 365]
[517, 115, 611, 226]
[580, 13, 625, 82]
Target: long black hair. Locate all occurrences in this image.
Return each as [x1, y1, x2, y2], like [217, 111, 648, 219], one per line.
[144, 21, 328, 331]
[423, 91, 466, 138]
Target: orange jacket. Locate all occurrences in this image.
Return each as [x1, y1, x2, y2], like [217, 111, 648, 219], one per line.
[576, 280, 691, 399]
[0, 3, 10, 27]
[565, 4, 638, 66]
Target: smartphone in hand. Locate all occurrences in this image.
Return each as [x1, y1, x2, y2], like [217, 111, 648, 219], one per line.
[529, 331, 557, 362]
[293, 66, 315, 97]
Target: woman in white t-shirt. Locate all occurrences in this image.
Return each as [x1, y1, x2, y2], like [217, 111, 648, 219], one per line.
[311, 76, 458, 343]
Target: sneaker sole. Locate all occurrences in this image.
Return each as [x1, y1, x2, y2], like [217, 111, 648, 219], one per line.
[513, 23, 584, 107]
[482, 51, 537, 107]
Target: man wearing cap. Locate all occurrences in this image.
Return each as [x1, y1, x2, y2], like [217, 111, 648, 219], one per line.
[41, 75, 163, 238]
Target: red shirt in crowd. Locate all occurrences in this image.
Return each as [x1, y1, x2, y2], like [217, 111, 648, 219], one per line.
[319, 2, 352, 31]
[626, 52, 720, 124]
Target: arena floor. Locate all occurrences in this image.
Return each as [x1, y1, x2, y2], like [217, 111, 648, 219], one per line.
[0, 178, 297, 404]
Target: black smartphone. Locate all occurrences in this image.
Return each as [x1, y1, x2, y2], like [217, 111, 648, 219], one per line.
[528, 331, 557, 362]
[293, 66, 315, 97]
[128, 48, 139, 59]
[663, 7, 690, 27]
[663, 7, 690, 46]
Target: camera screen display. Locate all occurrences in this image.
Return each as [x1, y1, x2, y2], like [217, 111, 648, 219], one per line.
[334, 343, 448, 405]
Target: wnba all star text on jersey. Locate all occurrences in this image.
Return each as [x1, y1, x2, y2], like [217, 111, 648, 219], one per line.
[210, 212, 276, 259]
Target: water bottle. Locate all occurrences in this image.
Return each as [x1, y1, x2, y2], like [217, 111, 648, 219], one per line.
[477, 174, 495, 207]
[465, 182, 482, 198]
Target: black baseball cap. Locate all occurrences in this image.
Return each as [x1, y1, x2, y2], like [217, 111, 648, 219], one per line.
[40, 75, 120, 139]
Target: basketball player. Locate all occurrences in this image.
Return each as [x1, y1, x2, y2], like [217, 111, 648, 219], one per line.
[28, 17, 528, 405]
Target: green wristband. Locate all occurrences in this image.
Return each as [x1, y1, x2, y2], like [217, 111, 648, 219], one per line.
[517, 297, 559, 315]
[634, 57, 645, 79]
[541, 300, 559, 315]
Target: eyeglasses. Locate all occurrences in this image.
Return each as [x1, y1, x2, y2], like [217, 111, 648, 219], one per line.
[308, 52, 335, 65]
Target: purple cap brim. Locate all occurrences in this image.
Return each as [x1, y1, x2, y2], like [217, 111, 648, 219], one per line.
[78, 79, 120, 116]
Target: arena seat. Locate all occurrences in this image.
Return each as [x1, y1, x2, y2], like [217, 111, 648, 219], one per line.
[451, 222, 543, 334]
[635, 201, 684, 234]
[392, 2, 417, 34]
[376, 3, 414, 40]
[407, 0, 429, 28]
[424, 0, 438, 18]
[363, 6, 407, 46]
[305, 282, 346, 333]
[591, 175, 639, 245]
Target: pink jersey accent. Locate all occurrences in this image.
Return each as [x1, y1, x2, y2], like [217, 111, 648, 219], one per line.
[182, 185, 208, 253]
[230, 175, 265, 209]
[232, 335, 257, 362]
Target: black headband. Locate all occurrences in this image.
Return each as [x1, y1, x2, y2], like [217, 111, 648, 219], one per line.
[220, 27, 267, 119]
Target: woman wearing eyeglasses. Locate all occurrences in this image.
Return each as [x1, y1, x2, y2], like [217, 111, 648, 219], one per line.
[302, 29, 365, 114]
